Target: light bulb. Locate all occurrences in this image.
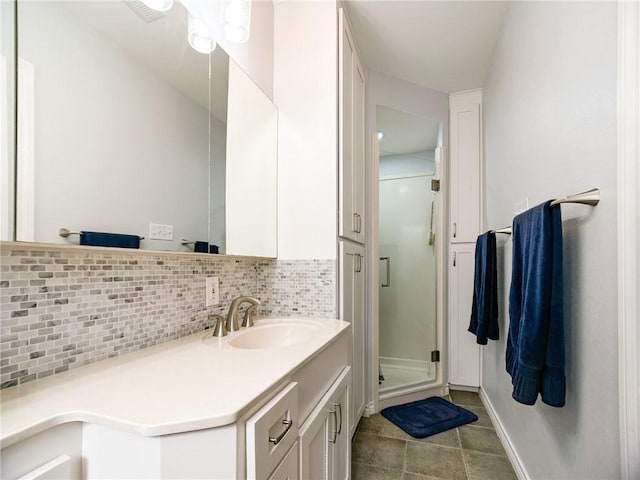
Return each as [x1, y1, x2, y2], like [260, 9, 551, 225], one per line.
[377, 131, 384, 140]
[222, 0, 251, 44]
[188, 14, 216, 54]
[224, 1, 246, 27]
[140, 0, 173, 12]
[224, 24, 249, 43]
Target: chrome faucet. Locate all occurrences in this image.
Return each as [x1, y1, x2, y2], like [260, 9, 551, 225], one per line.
[226, 296, 261, 332]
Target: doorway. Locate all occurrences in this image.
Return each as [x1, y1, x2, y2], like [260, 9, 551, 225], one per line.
[375, 105, 443, 402]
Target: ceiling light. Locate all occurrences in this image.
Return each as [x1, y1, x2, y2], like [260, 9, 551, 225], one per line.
[139, 0, 173, 12]
[221, 0, 251, 43]
[188, 13, 216, 54]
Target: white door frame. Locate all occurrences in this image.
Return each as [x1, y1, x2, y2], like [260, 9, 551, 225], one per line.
[617, 1, 640, 478]
[367, 133, 447, 414]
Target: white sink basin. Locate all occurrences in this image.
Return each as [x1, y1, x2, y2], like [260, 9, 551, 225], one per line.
[227, 322, 320, 349]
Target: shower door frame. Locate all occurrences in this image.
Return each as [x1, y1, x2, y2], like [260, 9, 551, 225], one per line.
[367, 134, 448, 413]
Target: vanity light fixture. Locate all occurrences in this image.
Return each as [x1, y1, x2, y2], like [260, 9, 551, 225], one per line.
[221, 0, 251, 43]
[188, 13, 217, 54]
[140, 0, 173, 12]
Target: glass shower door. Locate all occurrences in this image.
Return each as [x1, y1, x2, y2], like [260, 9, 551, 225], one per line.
[379, 174, 438, 394]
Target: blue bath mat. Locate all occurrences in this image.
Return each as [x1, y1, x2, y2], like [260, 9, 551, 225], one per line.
[381, 396, 478, 438]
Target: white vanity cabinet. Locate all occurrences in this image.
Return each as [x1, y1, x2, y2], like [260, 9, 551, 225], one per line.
[339, 8, 366, 245]
[299, 367, 351, 480]
[448, 244, 480, 387]
[0, 323, 351, 480]
[246, 382, 299, 480]
[0, 423, 82, 480]
[448, 89, 482, 388]
[449, 89, 482, 244]
[339, 240, 365, 436]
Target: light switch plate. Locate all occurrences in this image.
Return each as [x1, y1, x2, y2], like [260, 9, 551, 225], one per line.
[149, 223, 173, 241]
[206, 277, 220, 307]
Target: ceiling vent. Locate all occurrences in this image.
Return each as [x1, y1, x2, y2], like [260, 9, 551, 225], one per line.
[124, 0, 166, 23]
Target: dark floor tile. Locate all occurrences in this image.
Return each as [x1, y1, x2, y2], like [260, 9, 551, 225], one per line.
[464, 450, 517, 480]
[352, 431, 407, 471]
[458, 426, 505, 456]
[463, 405, 492, 428]
[352, 462, 404, 480]
[449, 390, 482, 406]
[409, 427, 460, 448]
[405, 442, 467, 480]
[359, 413, 409, 440]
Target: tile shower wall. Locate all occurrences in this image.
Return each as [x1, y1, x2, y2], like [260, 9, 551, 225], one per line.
[0, 243, 336, 388]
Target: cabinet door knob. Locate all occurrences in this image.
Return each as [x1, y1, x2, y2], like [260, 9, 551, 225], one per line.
[268, 419, 293, 446]
[453, 222, 457, 238]
[329, 408, 338, 444]
[453, 252, 457, 267]
[334, 402, 343, 435]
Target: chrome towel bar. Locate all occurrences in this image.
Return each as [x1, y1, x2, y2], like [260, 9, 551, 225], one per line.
[491, 187, 600, 236]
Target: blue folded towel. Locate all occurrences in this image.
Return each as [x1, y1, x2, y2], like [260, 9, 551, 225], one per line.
[79, 231, 141, 249]
[506, 201, 565, 407]
[468, 231, 499, 344]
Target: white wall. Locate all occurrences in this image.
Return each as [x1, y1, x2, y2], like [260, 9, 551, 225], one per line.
[210, 115, 226, 253]
[273, 0, 338, 260]
[20, 2, 211, 251]
[482, 2, 619, 478]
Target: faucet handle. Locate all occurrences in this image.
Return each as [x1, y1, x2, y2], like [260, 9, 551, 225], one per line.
[209, 314, 227, 337]
[242, 304, 259, 328]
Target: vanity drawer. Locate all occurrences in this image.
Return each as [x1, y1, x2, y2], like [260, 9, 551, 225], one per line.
[267, 442, 299, 480]
[246, 382, 299, 480]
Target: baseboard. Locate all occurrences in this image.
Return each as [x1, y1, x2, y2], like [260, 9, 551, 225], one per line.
[478, 388, 530, 480]
[448, 384, 479, 393]
[364, 401, 375, 417]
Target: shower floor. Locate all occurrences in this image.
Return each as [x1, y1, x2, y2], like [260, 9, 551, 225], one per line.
[379, 357, 436, 394]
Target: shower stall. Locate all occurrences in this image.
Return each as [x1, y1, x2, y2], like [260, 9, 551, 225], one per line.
[376, 105, 442, 401]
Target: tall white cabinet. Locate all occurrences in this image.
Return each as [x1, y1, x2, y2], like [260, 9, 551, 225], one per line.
[339, 9, 366, 245]
[448, 90, 482, 388]
[338, 8, 367, 436]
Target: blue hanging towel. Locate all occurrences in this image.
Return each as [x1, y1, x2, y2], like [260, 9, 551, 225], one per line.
[468, 231, 499, 344]
[506, 201, 565, 407]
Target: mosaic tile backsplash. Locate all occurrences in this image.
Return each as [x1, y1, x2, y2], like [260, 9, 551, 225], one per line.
[0, 243, 336, 389]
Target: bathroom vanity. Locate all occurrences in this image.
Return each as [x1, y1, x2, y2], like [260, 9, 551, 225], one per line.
[0, 318, 351, 479]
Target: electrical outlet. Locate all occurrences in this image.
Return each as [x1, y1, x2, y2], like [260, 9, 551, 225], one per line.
[206, 277, 220, 307]
[149, 223, 173, 241]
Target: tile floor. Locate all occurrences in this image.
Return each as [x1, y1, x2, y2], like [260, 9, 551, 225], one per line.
[351, 390, 517, 480]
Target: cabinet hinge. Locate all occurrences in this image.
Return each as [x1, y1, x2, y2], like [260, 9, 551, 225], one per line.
[431, 179, 440, 192]
[431, 350, 440, 363]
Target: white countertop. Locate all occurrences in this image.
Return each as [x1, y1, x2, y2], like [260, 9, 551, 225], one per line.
[0, 317, 349, 449]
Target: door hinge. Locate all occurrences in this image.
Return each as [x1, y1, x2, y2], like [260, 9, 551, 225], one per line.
[431, 350, 440, 363]
[431, 179, 440, 192]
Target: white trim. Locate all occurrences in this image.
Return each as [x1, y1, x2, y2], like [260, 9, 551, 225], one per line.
[479, 388, 530, 480]
[369, 131, 380, 414]
[16, 58, 35, 242]
[617, 1, 640, 478]
[0, 55, 11, 240]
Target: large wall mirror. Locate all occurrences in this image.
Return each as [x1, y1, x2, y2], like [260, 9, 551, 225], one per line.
[7, 0, 277, 257]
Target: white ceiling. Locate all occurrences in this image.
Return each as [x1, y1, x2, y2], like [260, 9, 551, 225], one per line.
[345, 1, 510, 93]
[377, 105, 440, 156]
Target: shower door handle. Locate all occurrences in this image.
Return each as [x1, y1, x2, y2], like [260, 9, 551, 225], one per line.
[380, 256, 391, 287]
